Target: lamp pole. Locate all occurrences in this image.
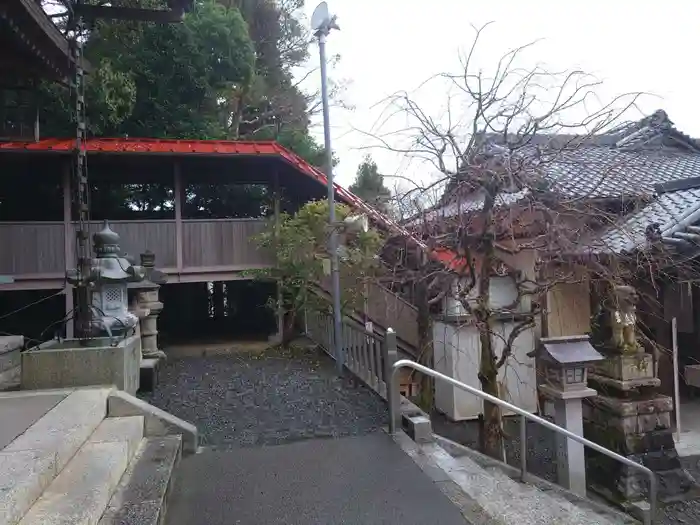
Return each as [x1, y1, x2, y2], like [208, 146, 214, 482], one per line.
[314, 8, 343, 374]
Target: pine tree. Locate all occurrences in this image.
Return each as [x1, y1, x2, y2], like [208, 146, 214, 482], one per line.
[349, 155, 392, 213]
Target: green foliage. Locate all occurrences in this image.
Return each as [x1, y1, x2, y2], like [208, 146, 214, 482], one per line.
[251, 200, 382, 326]
[41, 0, 255, 139]
[349, 155, 392, 213]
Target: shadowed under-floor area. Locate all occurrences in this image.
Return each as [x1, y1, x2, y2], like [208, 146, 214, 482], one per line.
[166, 432, 469, 525]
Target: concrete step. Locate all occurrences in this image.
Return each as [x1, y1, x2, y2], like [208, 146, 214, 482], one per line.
[16, 416, 144, 525]
[421, 442, 626, 525]
[98, 436, 183, 525]
[0, 388, 111, 525]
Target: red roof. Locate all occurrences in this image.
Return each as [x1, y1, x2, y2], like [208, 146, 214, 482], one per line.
[0, 137, 465, 273]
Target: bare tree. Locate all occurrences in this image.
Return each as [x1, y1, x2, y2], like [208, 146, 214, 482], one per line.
[366, 23, 651, 458]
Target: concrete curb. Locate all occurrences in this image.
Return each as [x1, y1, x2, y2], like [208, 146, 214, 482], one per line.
[107, 390, 198, 455]
[433, 434, 639, 524]
[389, 429, 506, 525]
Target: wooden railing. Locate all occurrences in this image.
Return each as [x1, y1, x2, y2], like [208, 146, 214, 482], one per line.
[366, 282, 419, 350]
[306, 309, 395, 399]
[318, 274, 420, 352]
[0, 222, 65, 274]
[69, 220, 178, 269]
[0, 218, 272, 277]
[182, 219, 271, 268]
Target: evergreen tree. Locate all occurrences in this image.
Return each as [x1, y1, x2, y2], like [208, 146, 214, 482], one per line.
[349, 155, 392, 213]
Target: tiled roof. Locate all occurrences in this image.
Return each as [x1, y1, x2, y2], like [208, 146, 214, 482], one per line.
[591, 187, 700, 253]
[407, 189, 529, 226]
[542, 148, 700, 199]
[407, 111, 700, 255]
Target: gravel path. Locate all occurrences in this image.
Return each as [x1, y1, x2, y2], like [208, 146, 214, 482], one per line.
[432, 412, 700, 524]
[139, 345, 388, 449]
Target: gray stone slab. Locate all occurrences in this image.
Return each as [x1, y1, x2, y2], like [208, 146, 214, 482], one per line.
[17, 441, 130, 525]
[0, 335, 23, 354]
[5, 388, 110, 471]
[165, 432, 468, 525]
[0, 394, 66, 450]
[99, 436, 182, 525]
[0, 450, 57, 525]
[0, 365, 20, 391]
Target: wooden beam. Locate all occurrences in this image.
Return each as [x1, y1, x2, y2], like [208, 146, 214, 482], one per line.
[273, 170, 283, 337]
[73, 4, 185, 23]
[174, 161, 184, 272]
[62, 161, 73, 338]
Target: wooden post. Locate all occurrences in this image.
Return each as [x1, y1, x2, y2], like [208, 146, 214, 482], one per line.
[174, 161, 184, 272]
[273, 171, 283, 340]
[62, 161, 74, 338]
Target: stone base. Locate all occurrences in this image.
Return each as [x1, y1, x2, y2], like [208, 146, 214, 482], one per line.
[21, 334, 141, 394]
[139, 358, 160, 393]
[588, 373, 660, 392]
[593, 353, 654, 381]
[584, 393, 699, 503]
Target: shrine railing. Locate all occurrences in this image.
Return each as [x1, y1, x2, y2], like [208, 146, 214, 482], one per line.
[0, 219, 273, 277]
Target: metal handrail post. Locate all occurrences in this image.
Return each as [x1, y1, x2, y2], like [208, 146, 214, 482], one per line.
[388, 359, 657, 525]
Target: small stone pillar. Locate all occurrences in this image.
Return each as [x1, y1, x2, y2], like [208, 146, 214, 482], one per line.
[536, 335, 603, 496]
[128, 251, 167, 360]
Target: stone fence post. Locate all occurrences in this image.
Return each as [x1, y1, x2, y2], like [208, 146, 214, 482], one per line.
[384, 328, 401, 433]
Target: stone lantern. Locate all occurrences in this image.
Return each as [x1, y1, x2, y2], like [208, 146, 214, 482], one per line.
[66, 220, 146, 340]
[540, 335, 602, 393]
[128, 250, 167, 360]
[536, 334, 603, 496]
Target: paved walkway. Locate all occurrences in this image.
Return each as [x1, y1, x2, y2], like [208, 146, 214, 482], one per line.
[143, 345, 468, 524]
[167, 432, 468, 525]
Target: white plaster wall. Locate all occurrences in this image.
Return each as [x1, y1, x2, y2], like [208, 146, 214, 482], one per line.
[433, 319, 537, 420]
[444, 275, 519, 317]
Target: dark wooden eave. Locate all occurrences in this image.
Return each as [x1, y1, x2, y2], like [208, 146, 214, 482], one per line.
[0, 0, 77, 84]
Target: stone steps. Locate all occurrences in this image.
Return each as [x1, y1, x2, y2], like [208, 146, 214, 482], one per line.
[98, 436, 182, 525]
[15, 416, 144, 525]
[0, 388, 196, 525]
[0, 389, 111, 525]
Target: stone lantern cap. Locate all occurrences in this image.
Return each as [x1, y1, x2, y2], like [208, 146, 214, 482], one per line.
[127, 250, 168, 290]
[538, 335, 604, 366]
[66, 220, 146, 285]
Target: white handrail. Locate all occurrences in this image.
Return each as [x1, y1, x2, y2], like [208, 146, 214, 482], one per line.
[388, 359, 657, 525]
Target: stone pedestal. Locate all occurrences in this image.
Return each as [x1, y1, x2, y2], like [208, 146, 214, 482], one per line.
[584, 353, 697, 505]
[21, 334, 141, 394]
[127, 251, 167, 360]
[541, 384, 597, 496]
[137, 289, 162, 355]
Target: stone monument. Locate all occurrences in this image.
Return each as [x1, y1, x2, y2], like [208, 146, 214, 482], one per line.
[21, 221, 145, 394]
[584, 284, 697, 516]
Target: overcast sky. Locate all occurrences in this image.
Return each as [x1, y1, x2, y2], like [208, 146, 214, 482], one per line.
[298, 1, 700, 192]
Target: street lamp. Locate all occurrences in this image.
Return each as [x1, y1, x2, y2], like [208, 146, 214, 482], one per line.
[311, 2, 343, 374]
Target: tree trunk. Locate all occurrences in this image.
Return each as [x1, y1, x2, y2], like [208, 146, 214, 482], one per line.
[479, 330, 504, 460]
[475, 197, 504, 460]
[281, 310, 297, 348]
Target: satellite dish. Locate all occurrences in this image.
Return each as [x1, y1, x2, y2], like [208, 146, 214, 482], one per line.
[311, 2, 330, 32]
